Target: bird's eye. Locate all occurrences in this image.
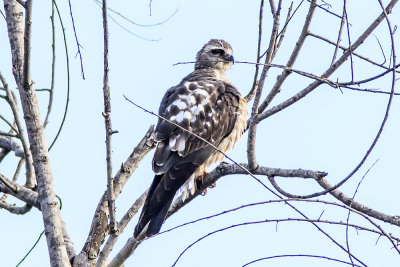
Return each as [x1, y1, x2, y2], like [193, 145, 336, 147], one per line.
[211, 49, 225, 56]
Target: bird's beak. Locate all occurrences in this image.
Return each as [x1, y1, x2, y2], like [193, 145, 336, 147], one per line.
[224, 54, 234, 64]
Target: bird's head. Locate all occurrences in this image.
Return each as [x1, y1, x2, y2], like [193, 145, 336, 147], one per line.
[195, 39, 234, 73]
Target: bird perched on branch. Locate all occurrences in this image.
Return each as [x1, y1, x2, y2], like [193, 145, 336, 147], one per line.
[134, 39, 248, 238]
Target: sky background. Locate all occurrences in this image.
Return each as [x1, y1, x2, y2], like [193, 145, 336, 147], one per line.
[1, 0, 400, 266]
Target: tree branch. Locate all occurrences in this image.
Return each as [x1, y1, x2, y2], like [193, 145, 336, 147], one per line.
[101, 0, 117, 235]
[258, 0, 316, 113]
[73, 126, 154, 266]
[96, 190, 148, 266]
[0, 201, 31, 214]
[0, 173, 39, 208]
[247, 0, 283, 171]
[256, 0, 399, 122]
[0, 136, 24, 158]
[0, 71, 34, 186]
[4, 1, 71, 265]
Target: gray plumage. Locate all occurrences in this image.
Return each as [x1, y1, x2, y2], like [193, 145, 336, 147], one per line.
[134, 39, 248, 238]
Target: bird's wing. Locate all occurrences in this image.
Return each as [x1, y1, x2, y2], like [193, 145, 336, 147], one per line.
[153, 79, 241, 174]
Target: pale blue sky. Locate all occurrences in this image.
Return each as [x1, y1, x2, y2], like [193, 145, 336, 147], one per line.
[1, 0, 399, 266]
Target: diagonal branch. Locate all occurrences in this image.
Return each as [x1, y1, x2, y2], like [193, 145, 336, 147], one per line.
[96, 190, 148, 266]
[73, 126, 154, 266]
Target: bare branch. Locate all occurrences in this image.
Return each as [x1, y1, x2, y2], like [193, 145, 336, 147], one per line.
[256, 0, 398, 122]
[317, 177, 400, 227]
[0, 173, 39, 208]
[330, 1, 346, 65]
[258, 0, 316, 112]
[96, 190, 148, 266]
[4, 1, 71, 264]
[0, 71, 34, 186]
[0, 201, 31, 214]
[43, 1, 56, 128]
[74, 126, 154, 266]
[0, 113, 19, 133]
[308, 32, 400, 73]
[244, 0, 263, 102]
[101, 0, 117, 235]
[0, 136, 24, 158]
[247, 0, 283, 171]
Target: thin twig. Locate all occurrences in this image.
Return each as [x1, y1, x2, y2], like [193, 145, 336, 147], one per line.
[309, 32, 400, 73]
[345, 159, 379, 266]
[68, 0, 85, 79]
[0, 114, 19, 133]
[306, 0, 341, 18]
[93, 0, 161, 41]
[175, 60, 400, 95]
[161, 198, 399, 242]
[343, 1, 355, 82]
[15, 231, 44, 267]
[43, 2, 56, 128]
[258, 0, 317, 113]
[48, 0, 71, 151]
[171, 219, 367, 267]
[373, 34, 387, 65]
[94, 0, 179, 27]
[244, 0, 264, 102]
[331, 1, 346, 65]
[242, 254, 362, 267]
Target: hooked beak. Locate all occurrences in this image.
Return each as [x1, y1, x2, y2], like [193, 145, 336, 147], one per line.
[224, 54, 235, 64]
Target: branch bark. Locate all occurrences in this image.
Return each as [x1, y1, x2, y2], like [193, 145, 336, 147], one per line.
[3, 0, 71, 265]
[101, 0, 117, 234]
[0, 173, 39, 207]
[73, 126, 154, 266]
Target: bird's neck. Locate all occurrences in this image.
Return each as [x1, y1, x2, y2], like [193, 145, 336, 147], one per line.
[190, 68, 231, 83]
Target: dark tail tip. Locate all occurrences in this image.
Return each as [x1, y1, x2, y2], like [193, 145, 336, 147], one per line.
[134, 223, 144, 238]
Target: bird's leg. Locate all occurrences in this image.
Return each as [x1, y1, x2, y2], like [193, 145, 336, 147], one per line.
[195, 171, 217, 196]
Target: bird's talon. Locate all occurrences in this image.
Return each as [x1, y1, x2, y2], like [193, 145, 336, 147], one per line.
[201, 188, 208, 196]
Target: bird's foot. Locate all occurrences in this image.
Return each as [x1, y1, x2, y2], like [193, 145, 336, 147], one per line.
[196, 172, 217, 196]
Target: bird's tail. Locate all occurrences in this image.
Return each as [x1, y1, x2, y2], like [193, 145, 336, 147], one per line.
[134, 162, 198, 238]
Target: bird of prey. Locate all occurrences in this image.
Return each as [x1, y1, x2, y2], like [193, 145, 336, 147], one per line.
[134, 39, 248, 238]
